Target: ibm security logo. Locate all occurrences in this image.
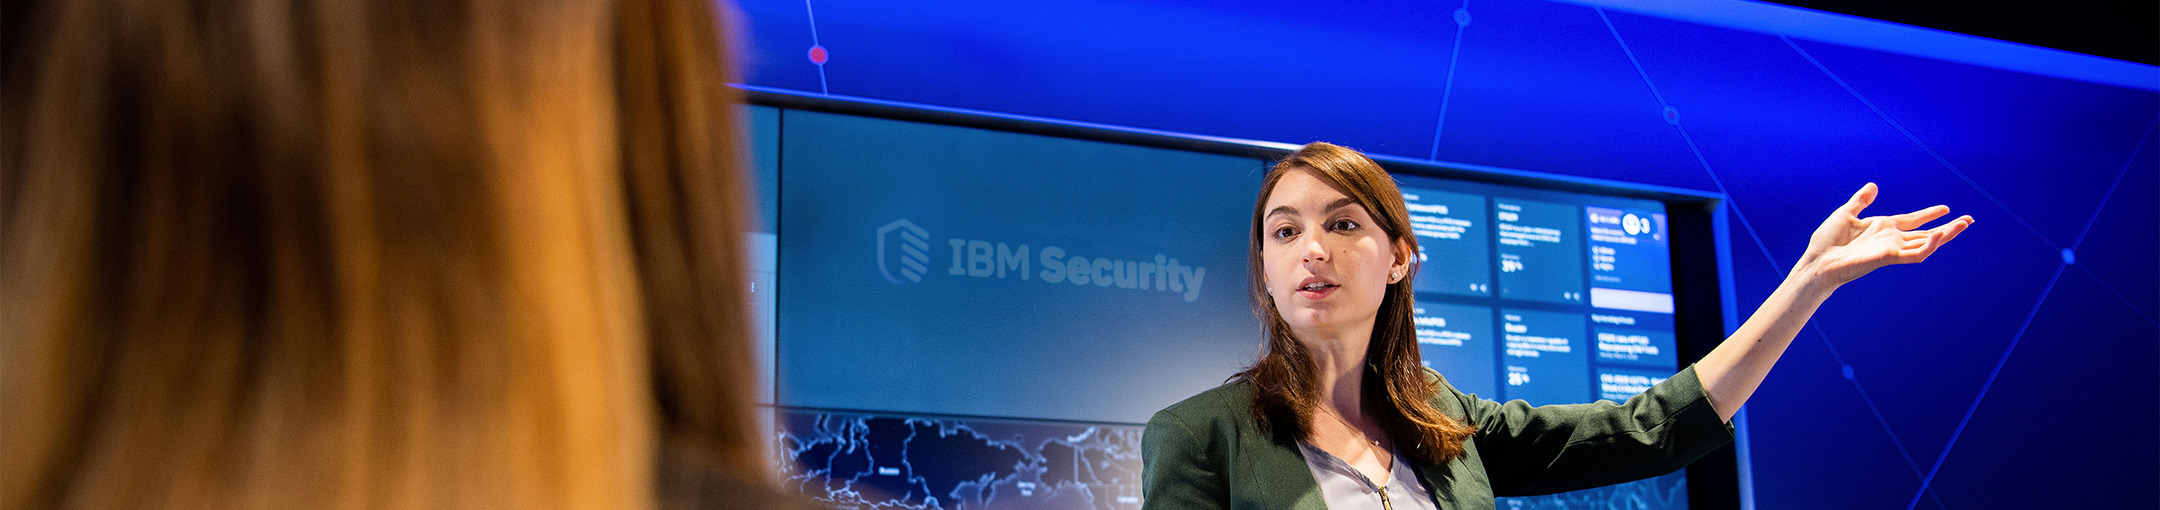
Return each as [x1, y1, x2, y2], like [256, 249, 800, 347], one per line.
[872, 218, 1211, 302]
[875, 219, 933, 285]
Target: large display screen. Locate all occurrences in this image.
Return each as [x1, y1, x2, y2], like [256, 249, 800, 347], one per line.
[761, 106, 1698, 510]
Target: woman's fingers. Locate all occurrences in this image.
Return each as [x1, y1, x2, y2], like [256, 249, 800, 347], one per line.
[1836, 182, 1880, 218]
[1932, 215, 1973, 244]
[1900, 229, 1949, 263]
[1892, 217, 1971, 264]
[1887, 205, 1951, 230]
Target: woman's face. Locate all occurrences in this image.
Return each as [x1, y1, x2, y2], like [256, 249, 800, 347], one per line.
[1259, 167, 1407, 341]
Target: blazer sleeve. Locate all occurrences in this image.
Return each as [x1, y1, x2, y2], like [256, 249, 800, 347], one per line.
[1461, 364, 1735, 497]
[1141, 406, 1229, 510]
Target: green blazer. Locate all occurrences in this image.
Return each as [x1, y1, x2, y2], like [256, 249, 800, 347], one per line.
[1140, 365, 1734, 510]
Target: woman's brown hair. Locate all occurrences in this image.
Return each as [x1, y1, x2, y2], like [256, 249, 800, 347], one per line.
[1234, 142, 1477, 465]
[2, 0, 764, 508]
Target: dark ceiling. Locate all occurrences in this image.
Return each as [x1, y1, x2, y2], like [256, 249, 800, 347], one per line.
[1769, 0, 2158, 67]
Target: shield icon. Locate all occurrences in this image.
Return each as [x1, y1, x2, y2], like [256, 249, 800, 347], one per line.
[876, 219, 931, 285]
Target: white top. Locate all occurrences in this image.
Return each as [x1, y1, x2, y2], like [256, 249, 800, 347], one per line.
[1295, 440, 1442, 510]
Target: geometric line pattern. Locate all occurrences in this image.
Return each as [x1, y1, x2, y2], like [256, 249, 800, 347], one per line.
[805, 0, 830, 95]
[1781, 36, 2060, 252]
[1808, 322, 1941, 507]
[1597, 9, 1963, 509]
[1778, 36, 2160, 510]
[1898, 117, 2159, 508]
[1905, 262, 2065, 510]
[2068, 117, 2160, 327]
[1431, 0, 1472, 160]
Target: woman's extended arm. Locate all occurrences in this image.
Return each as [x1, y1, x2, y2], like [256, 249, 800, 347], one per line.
[1695, 183, 1973, 422]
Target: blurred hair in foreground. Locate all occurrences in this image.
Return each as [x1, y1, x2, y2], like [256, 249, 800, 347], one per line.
[2, 0, 787, 508]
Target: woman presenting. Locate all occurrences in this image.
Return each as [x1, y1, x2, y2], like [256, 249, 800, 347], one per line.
[1140, 142, 1972, 510]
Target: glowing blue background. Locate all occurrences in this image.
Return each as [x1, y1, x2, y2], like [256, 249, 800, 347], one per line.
[737, 0, 2160, 508]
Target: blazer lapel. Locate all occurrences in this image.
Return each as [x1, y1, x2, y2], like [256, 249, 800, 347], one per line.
[1413, 460, 1458, 508]
[1240, 433, 1328, 510]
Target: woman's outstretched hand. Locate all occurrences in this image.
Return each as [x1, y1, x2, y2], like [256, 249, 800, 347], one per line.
[1697, 182, 1975, 422]
[1797, 182, 1974, 289]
